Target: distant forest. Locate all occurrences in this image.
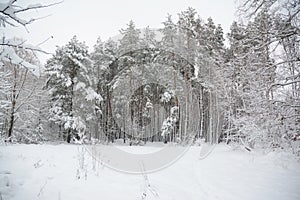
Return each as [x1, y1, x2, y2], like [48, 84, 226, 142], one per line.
[0, 1, 299, 154]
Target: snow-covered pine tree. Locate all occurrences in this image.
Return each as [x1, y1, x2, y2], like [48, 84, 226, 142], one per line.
[222, 21, 247, 143]
[141, 26, 157, 49]
[176, 7, 198, 141]
[160, 14, 177, 51]
[45, 36, 99, 143]
[119, 20, 141, 55]
[224, 9, 277, 149]
[115, 21, 142, 141]
[91, 37, 118, 141]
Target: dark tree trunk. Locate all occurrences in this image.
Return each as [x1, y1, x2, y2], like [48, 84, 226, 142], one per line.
[7, 101, 15, 140]
[7, 67, 18, 141]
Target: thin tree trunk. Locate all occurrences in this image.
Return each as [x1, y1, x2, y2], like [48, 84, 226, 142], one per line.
[7, 66, 17, 141]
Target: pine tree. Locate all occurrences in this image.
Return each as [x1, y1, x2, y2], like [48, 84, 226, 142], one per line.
[224, 9, 278, 148]
[160, 14, 177, 51]
[141, 26, 157, 49]
[91, 37, 118, 141]
[119, 20, 141, 55]
[45, 36, 98, 143]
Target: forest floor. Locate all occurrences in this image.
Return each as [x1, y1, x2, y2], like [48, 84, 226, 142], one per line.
[0, 143, 300, 200]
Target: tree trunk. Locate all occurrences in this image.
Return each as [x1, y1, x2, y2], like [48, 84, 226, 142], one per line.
[7, 101, 15, 140]
[7, 66, 18, 141]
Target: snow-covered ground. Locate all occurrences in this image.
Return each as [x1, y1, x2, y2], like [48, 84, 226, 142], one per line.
[0, 144, 300, 200]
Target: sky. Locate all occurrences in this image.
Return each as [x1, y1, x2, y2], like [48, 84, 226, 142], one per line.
[3, 0, 239, 63]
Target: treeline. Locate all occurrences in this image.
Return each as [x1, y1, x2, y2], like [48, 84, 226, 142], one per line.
[0, 2, 299, 153]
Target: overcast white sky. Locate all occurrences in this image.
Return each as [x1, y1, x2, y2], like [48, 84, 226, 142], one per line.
[3, 0, 239, 63]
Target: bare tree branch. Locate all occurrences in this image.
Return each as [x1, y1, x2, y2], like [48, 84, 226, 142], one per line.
[14, 1, 63, 13]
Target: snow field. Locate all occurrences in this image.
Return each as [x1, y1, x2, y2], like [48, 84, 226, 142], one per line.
[0, 144, 299, 200]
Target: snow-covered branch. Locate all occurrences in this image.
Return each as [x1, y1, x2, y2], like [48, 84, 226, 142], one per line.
[0, 43, 41, 76]
[0, 0, 62, 27]
[0, 1, 60, 76]
[0, 38, 50, 54]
